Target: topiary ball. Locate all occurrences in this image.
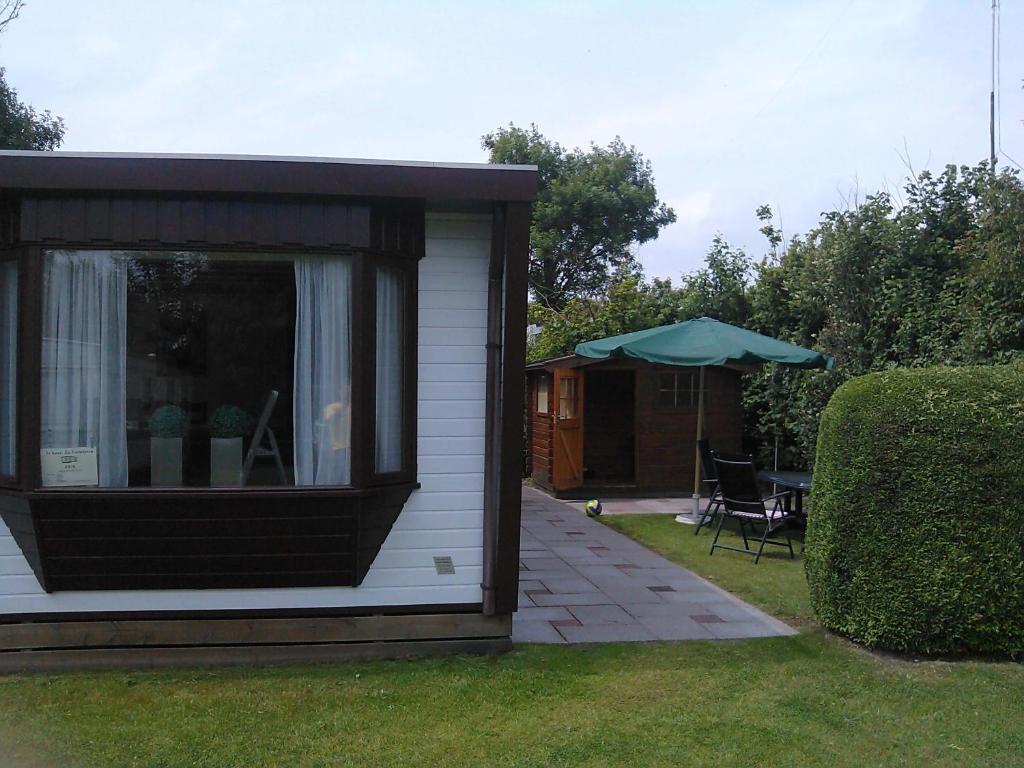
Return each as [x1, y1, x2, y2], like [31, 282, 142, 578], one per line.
[148, 404, 188, 438]
[208, 405, 253, 439]
[585, 499, 603, 517]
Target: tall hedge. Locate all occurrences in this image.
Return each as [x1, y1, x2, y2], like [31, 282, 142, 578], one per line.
[805, 364, 1024, 657]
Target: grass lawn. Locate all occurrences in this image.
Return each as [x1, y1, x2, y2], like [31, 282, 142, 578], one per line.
[0, 515, 1021, 768]
[2, 632, 1023, 767]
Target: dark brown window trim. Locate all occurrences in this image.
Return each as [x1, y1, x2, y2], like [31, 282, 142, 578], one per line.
[363, 252, 418, 486]
[0, 251, 17, 488]
[25, 481, 420, 501]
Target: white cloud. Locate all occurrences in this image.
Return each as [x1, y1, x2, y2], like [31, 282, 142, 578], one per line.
[670, 190, 715, 226]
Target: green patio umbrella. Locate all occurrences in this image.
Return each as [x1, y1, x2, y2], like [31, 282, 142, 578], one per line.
[575, 317, 832, 521]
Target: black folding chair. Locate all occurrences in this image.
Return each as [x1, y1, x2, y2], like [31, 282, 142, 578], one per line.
[710, 452, 794, 563]
[693, 439, 724, 535]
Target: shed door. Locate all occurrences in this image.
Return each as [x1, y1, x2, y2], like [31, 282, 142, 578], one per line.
[552, 369, 584, 491]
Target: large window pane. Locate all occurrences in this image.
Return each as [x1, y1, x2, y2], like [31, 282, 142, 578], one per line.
[293, 255, 352, 485]
[41, 251, 128, 487]
[375, 266, 404, 473]
[0, 260, 16, 477]
[39, 249, 353, 488]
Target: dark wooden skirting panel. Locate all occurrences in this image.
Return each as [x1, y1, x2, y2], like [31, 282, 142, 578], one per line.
[0, 612, 511, 651]
[0, 637, 513, 673]
[16, 195, 422, 258]
[0, 603, 484, 624]
[19, 484, 415, 592]
[0, 612, 512, 672]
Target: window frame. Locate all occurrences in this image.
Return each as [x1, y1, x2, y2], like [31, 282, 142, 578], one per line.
[0, 250, 20, 489]
[362, 253, 418, 487]
[656, 371, 708, 410]
[536, 375, 550, 415]
[21, 244, 419, 493]
[557, 375, 579, 419]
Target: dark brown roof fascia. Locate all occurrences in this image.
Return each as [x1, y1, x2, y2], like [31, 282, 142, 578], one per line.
[0, 152, 538, 203]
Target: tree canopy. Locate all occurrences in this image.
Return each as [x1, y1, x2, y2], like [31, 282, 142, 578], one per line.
[0, 67, 64, 150]
[528, 162, 1024, 468]
[483, 124, 675, 310]
[0, 1, 64, 151]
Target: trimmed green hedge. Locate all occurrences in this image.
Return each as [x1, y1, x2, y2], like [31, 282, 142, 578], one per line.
[805, 364, 1024, 657]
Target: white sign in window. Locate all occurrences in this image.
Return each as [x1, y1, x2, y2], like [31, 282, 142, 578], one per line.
[40, 447, 99, 487]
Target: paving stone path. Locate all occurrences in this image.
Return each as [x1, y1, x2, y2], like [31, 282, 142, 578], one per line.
[513, 486, 797, 644]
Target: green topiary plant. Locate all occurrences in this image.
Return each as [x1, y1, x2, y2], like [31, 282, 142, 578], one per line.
[208, 405, 253, 440]
[148, 404, 188, 439]
[805, 363, 1024, 657]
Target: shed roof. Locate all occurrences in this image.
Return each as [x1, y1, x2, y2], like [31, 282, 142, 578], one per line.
[0, 150, 538, 202]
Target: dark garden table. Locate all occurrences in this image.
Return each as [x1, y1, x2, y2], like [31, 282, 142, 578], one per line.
[757, 470, 812, 520]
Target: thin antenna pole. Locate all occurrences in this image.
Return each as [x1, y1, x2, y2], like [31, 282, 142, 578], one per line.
[990, 0, 998, 168]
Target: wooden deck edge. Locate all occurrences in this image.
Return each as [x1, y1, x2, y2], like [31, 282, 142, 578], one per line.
[0, 637, 514, 673]
[0, 612, 512, 653]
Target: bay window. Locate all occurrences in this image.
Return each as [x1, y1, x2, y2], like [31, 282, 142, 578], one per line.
[36, 248, 414, 490]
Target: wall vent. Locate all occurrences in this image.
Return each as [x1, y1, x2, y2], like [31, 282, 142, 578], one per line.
[433, 556, 455, 575]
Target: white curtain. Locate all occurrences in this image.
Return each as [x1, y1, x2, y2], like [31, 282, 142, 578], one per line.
[293, 255, 352, 485]
[375, 266, 404, 473]
[41, 250, 128, 486]
[0, 261, 17, 476]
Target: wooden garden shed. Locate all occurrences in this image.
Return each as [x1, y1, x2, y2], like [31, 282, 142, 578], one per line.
[526, 355, 744, 497]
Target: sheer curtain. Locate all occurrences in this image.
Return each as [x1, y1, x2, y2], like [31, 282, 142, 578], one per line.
[0, 261, 17, 476]
[375, 266, 404, 473]
[41, 250, 128, 486]
[293, 255, 352, 485]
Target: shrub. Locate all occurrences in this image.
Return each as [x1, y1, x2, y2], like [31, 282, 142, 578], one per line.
[147, 405, 188, 438]
[805, 364, 1024, 657]
[208, 405, 253, 439]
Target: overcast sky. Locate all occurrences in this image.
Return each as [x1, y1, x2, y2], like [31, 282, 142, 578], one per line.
[2, 0, 1021, 279]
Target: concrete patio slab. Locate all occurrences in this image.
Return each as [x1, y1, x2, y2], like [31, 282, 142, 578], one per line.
[515, 485, 796, 645]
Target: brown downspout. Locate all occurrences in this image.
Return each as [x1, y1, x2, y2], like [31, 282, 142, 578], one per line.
[481, 204, 506, 615]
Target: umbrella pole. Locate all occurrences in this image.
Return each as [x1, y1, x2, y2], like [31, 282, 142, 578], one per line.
[692, 366, 705, 520]
[675, 366, 706, 526]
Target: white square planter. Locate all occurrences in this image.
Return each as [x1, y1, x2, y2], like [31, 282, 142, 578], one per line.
[150, 437, 183, 487]
[210, 437, 243, 487]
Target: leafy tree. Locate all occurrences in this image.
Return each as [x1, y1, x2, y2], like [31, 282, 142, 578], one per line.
[745, 163, 1024, 467]
[528, 276, 681, 362]
[0, 68, 64, 150]
[527, 236, 754, 362]
[0, 1, 65, 150]
[675, 235, 751, 323]
[956, 171, 1024, 363]
[483, 124, 675, 309]
[529, 162, 1024, 470]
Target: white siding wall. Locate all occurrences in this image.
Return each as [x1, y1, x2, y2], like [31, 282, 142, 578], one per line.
[0, 212, 491, 615]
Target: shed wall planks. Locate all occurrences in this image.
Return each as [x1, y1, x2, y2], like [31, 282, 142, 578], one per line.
[0, 212, 491, 615]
